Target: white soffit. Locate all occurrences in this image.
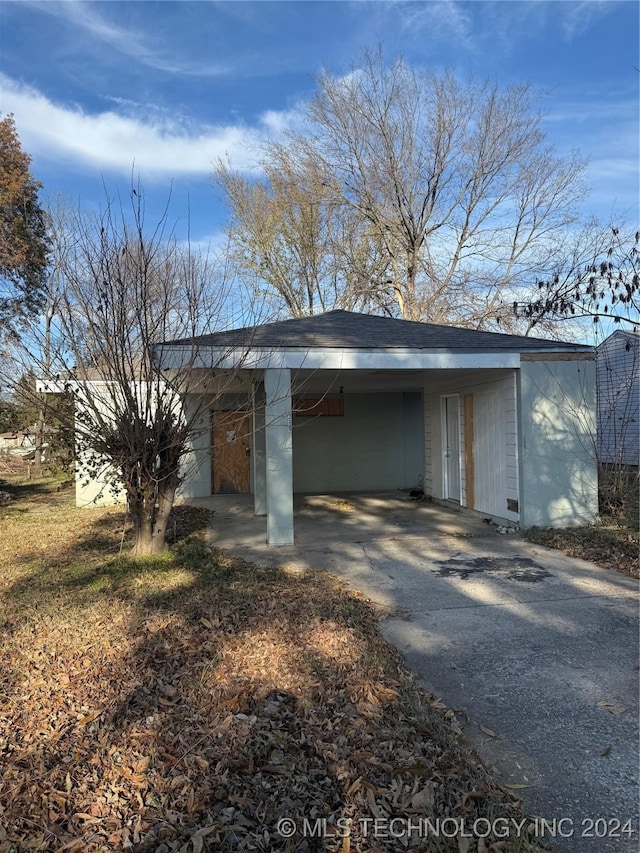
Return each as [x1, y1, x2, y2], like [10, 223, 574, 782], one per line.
[159, 346, 521, 371]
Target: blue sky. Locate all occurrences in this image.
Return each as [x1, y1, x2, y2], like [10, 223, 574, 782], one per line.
[1, 0, 638, 251]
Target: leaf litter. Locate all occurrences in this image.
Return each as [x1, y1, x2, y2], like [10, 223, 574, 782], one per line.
[0, 479, 550, 852]
[524, 524, 639, 578]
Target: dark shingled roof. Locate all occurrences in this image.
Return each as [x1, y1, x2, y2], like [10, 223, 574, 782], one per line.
[163, 310, 592, 352]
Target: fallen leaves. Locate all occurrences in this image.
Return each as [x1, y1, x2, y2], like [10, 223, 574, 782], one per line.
[0, 482, 550, 852]
[524, 524, 639, 578]
[78, 709, 104, 727]
[327, 499, 357, 513]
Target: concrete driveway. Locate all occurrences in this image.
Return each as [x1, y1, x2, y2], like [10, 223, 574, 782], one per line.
[196, 492, 639, 852]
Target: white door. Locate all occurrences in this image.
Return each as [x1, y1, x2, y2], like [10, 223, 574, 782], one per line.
[444, 395, 461, 502]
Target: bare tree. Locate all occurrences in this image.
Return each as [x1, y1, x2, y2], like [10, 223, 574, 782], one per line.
[31, 199, 77, 475]
[24, 187, 242, 555]
[216, 151, 394, 318]
[219, 50, 587, 327]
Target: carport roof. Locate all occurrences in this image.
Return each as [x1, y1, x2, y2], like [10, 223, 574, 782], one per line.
[162, 310, 592, 352]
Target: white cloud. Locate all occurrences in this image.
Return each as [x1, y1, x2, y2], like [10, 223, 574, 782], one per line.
[478, 1, 549, 53]
[180, 229, 231, 257]
[540, 91, 639, 219]
[1, 75, 301, 178]
[30, 0, 230, 77]
[587, 150, 640, 221]
[562, 0, 618, 40]
[398, 0, 474, 48]
[260, 107, 306, 136]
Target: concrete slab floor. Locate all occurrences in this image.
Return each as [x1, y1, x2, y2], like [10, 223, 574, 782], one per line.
[188, 492, 640, 853]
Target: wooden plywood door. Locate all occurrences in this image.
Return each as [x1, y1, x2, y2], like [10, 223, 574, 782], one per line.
[211, 411, 251, 494]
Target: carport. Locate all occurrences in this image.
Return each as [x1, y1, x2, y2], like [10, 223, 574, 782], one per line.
[157, 310, 598, 545]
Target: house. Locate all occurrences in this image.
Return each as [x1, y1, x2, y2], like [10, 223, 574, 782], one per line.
[144, 310, 598, 545]
[0, 431, 23, 450]
[596, 329, 639, 467]
[0, 425, 56, 459]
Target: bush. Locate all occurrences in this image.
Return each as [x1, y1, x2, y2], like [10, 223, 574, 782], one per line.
[598, 463, 639, 529]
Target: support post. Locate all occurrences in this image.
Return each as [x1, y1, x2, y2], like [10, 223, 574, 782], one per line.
[264, 368, 294, 545]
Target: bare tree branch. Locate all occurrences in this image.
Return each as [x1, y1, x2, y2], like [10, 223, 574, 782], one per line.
[515, 223, 640, 331]
[219, 51, 587, 328]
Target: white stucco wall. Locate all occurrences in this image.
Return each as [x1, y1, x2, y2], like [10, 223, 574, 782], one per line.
[72, 383, 216, 508]
[424, 392, 442, 498]
[176, 394, 212, 499]
[518, 359, 598, 528]
[73, 387, 127, 508]
[75, 446, 126, 508]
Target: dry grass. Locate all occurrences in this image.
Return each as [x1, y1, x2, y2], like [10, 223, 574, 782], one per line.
[0, 477, 549, 852]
